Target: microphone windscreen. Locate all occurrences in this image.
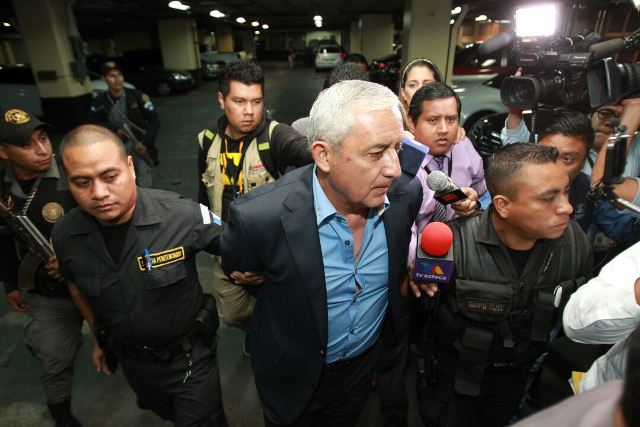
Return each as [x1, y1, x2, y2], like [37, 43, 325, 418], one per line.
[589, 38, 625, 60]
[478, 30, 515, 56]
[420, 222, 453, 257]
[426, 170, 450, 192]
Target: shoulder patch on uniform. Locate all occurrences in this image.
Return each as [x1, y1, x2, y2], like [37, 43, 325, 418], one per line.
[204, 129, 215, 140]
[137, 247, 185, 271]
[199, 203, 221, 226]
[258, 141, 270, 151]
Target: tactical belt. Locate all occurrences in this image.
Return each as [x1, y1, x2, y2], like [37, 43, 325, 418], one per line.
[115, 294, 217, 364]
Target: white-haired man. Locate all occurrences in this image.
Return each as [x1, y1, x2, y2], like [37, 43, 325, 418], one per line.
[221, 80, 423, 426]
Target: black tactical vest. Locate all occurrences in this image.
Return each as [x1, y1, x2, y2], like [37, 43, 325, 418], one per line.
[434, 209, 591, 397]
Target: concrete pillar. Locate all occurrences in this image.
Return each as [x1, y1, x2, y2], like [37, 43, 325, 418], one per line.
[157, 19, 201, 83]
[12, 0, 92, 131]
[359, 15, 393, 62]
[0, 41, 15, 65]
[350, 20, 362, 54]
[216, 23, 235, 52]
[239, 32, 255, 58]
[402, 0, 454, 83]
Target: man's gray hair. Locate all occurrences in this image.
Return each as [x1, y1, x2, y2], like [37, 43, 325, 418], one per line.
[307, 80, 401, 149]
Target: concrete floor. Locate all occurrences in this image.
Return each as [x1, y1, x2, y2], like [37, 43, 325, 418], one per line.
[0, 62, 421, 426]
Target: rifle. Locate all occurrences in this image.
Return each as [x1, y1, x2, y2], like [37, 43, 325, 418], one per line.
[0, 199, 55, 290]
[121, 123, 154, 166]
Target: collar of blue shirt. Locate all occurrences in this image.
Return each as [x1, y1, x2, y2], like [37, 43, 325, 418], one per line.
[311, 165, 390, 226]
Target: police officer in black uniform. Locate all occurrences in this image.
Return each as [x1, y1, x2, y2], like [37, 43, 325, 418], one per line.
[411, 143, 593, 427]
[51, 125, 227, 427]
[88, 61, 159, 188]
[0, 107, 83, 426]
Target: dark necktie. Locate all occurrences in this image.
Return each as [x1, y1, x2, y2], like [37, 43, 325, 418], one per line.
[431, 156, 447, 223]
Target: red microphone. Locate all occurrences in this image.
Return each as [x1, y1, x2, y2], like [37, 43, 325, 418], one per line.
[413, 222, 455, 283]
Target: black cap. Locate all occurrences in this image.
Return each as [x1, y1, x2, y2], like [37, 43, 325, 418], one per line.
[0, 107, 51, 147]
[101, 60, 122, 76]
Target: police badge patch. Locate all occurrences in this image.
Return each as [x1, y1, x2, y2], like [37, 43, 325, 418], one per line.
[42, 202, 64, 223]
[4, 109, 31, 125]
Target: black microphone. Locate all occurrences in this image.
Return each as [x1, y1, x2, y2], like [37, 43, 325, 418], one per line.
[426, 171, 468, 204]
[589, 38, 626, 61]
[478, 30, 516, 56]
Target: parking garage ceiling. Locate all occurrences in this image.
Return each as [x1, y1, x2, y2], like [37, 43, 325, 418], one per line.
[0, 0, 525, 35]
[0, 0, 621, 36]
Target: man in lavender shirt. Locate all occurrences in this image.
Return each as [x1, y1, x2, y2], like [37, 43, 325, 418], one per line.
[405, 82, 486, 293]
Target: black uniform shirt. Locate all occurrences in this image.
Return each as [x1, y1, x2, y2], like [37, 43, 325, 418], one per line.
[51, 188, 222, 346]
[0, 159, 76, 292]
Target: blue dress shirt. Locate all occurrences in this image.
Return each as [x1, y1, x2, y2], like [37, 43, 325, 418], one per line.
[312, 167, 390, 364]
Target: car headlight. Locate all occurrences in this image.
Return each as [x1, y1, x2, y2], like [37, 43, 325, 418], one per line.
[171, 73, 189, 80]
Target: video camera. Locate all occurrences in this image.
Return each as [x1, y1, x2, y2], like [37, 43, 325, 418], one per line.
[483, 3, 640, 111]
[588, 118, 640, 216]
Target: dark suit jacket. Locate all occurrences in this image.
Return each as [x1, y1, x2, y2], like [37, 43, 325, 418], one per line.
[221, 164, 422, 424]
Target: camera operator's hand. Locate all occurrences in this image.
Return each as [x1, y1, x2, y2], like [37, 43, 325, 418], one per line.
[591, 97, 640, 186]
[619, 97, 640, 151]
[505, 68, 524, 130]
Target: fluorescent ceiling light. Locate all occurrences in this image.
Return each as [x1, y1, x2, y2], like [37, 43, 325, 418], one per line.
[262, 24, 269, 29]
[168, 1, 190, 11]
[450, 19, 455, 25]
[475, 15, 488, 22]
[251, 21, 259, 27]
[2, 22, 11, 27]
[515, 4, 557, 37]
[313, 15, 322, 21]
[451, 7, 461, 15]
[210, 10, 225, 18]
[236, 17, 246, 24]
[315, 21, 322, 28]
[255, 30, 260, 35]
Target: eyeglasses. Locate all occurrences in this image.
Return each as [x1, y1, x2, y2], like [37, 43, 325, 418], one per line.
[596, 108, 618, 122]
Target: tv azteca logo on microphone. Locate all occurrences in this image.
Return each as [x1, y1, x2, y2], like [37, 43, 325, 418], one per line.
[415, 260, 450, 281]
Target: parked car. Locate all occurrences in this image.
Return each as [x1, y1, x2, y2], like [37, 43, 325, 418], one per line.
[314, 44, 346, 71]
[88, 52, 195, 96]
[454, 72, 509, 132]
[369, 50, 402, 91]
[452, 43, 514, 82]
[369, 42, 515, 91]
[0, 65, 135, 118]
[201, 51, 244, 79]
[469, 108, 556, 170]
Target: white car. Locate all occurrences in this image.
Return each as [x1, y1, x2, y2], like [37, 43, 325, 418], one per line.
[0, 65, 134, 118]
[314, 44, 346, 71]
[453, 73, 508, 131]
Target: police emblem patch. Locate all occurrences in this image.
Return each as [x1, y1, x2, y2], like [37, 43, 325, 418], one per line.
[42, 202, 64, 223]
[4, 109, 31, 125]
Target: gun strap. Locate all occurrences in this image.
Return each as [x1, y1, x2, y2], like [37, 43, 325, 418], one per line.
[19, 175, 43, 215]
